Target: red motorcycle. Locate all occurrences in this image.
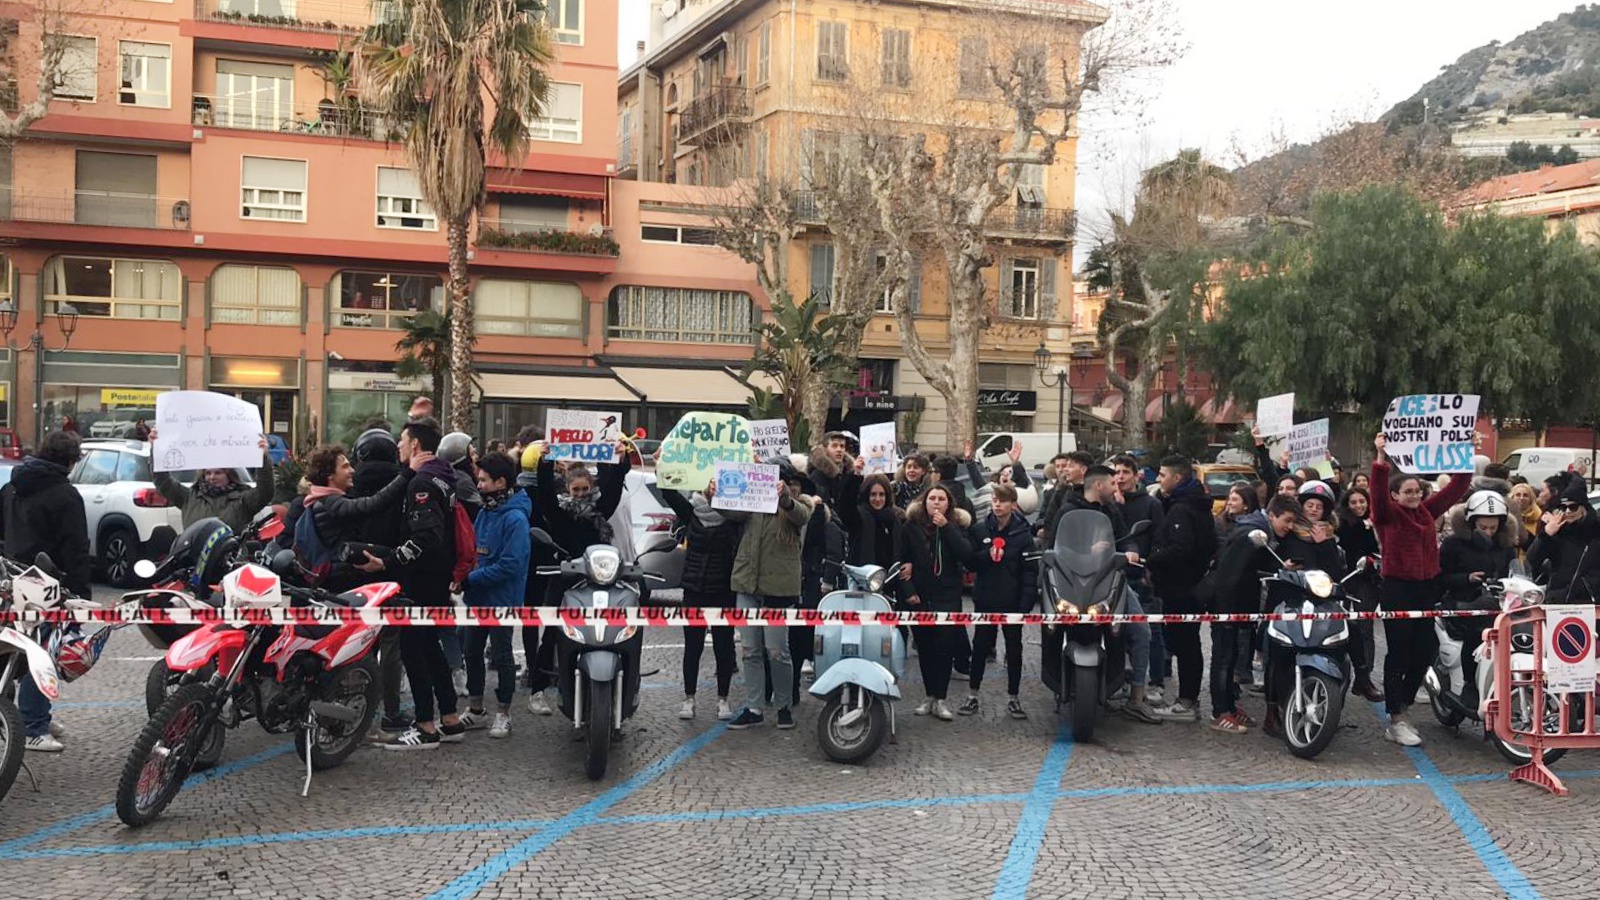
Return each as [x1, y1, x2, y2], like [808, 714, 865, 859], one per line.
[115, 557, 400, 827]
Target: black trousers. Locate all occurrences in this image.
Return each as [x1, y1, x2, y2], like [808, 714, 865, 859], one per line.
[683, 625, 737, 698]
[914, 624, 961, 699]
[401, 626, 457, 724]
[1382, 576, 1442, 715]
[970, 624, 1022, 695]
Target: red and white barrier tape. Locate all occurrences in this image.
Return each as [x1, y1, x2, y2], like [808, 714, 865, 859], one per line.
[0, 606, 1499, 628]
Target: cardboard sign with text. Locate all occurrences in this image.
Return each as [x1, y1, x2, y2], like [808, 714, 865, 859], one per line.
[1381, 394, 1480, 474]
[545, 409, 623, 464]
[153, 391, 265, 472]
[656, 411, 754, 491]
[860, 421, 898, 476]
[1285, 418, 1330, 471]
[1255, 393, 1295, 437]
[748, 419, 791, 462]
[710, 462, 781, 514]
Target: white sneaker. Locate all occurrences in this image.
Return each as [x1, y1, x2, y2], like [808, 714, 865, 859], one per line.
[1153, 702, 1200, 723]
[933, 699, 955, 721]
[801, 659, 815, 677]
[489, 714, 512, 739]
[1145, 685, 1165, 705]
[1386, 721, 1423, 747]
[25, 734, 64, 753]
[47, 721, 65, 739]
[913, 698, 934, 716]
[678, 698, 696, 720]
[457, 708, 491, 731]
[452, 668, 469, 697]
[528, 691, 554, 716]
[716, 699, 734, 720]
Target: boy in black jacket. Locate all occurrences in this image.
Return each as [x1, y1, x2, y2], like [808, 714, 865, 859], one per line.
[960, 483, 1037, 719]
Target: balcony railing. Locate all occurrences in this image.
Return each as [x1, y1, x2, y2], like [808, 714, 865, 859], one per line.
[1, 191, 194, 230]
[192, 0, 395, 33]
[192, 93, 397, 141]
[987, 205, 1078, 240]
[476, 221, 619, 257]
[617, 138, 637, 173]
[677, 86, 750, 141]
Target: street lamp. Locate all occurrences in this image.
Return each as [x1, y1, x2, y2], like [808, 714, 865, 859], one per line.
[1034, 342, 1070, 455]
[0, 300, 82, 446]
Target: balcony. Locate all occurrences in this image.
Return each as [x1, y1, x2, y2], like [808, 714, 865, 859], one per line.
[677, 86, 750, 143]
[617, 138, 637, 177]
[476, 221, 619, 257]
[192, 93, 397, 142]
[1, 191, 193, 230]
[986, 205, 1078, 242]
[191, 0, 389, 33]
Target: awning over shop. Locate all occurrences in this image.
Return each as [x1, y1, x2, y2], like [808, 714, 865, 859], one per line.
[477, 372, 639, 404]
[486, 170, 607, 201]
[612, 366, 752, 406]
[1200, 397, 1243, 425]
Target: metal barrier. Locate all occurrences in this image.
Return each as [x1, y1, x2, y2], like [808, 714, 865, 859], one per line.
[1485, 605, 1600, 796]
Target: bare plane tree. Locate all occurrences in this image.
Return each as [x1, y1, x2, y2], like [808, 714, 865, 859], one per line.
[0, 0, 103, 143]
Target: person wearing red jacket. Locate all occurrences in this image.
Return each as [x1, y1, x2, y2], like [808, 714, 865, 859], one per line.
[1369, 433, 1472, 747]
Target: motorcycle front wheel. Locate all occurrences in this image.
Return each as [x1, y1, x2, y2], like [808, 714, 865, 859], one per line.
[1425, 666, 1465, 729]
[295, 658, 378, 771]
[116, 682, 216, 827]
[1069, 665, 1099, 742]
[817, 687, 889, 764]
[584, 679, 614, 781]
[0, 696, 23, 802]
[1284, 670, 1344, 759]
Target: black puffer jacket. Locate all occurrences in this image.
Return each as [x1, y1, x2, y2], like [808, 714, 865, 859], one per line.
[897, 501, 973, 611]
[969, 509, 1038, 613]
[842, 478, 905, 570]
[536, 455, 629, 560]
[1527, 481, 1600, 603]
[1439, 507, 1517, 608]
[0, 458, 91, 597]
[1146, 478, 1219, 606]
[661, 489, 742, 605]
[352, 460, 408, 549]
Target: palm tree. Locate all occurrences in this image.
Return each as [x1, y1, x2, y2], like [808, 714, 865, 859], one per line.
[743, 291, 853, 451]
[356, 0, 553, 433]
[394, 309, 451, 413]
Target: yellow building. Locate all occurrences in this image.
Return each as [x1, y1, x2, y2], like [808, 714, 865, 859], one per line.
[617, 0, 1100, 447]
[1455, 158, 1600, 246]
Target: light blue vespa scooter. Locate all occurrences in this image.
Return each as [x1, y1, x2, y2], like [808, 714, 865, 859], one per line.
[809, 563, 907, 764]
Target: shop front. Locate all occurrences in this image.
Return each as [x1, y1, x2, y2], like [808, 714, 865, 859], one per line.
[476, 371, 640, 444]
[326, 364, 432, 445]
[42, 351, 182, 438]
[610, 365, 754, 439]
[209, 356, 301, 448]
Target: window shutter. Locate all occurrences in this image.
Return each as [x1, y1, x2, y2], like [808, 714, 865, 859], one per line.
[1040, 258, 1057, 320]
[377, 167, 420, 197]
[799, 129, 814, 183]
[809, 243, 834, 305]
[243, 156, 306, 190]
[998, 258, 1014, 316]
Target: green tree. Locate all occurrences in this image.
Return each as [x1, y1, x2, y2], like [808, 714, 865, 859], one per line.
[356, 0, 553, 434]
[1153, 396, 1212, 461]
[394, 309, 451, 413]
[743, 292, 855, 451]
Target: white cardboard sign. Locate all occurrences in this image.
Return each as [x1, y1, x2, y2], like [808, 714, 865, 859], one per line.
[1381, 394, 1480, 474]
[859, 421, 898, 476]
[545, 409, 623, 464]
[1255, 393, 1295, 437]
[748, 419, 791, 462]
[153, 391, 265, 473]
[1285, 418, 1330, 471]
[710, 462, 781, 514]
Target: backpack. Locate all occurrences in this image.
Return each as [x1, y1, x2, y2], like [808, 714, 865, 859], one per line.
[429, 475, 476, 586]
[293, 503, 337, 583]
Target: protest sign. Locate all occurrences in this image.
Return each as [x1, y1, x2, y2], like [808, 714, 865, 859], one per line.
[1381, 394, 1480, 474]
[656, 411, 754, 490]
[1255, 393, 1295, 437]
[710, 462, 781, 514]
[1285, 418, 1330, 471]
[152, 391, 265, 472]
[545, 410, 623, 464]
[860, 421, 898, 476]
[748, 419, 791, 461]
[1543, 605, 1597, 694]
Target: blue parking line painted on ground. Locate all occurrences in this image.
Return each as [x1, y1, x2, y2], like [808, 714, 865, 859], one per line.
[991, 722, 1073, 900]
[1053, 775, 1425, 800]
[0, 819, 555, 861]
[424, 725, 727, 900]
[599, 791, 1032, 827]
[0, 742, 294, 858]
[1373, 705, 1543, 900]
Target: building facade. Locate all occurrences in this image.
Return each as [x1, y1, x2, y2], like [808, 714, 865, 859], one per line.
[617, 0, 1099, 450]
[0, 0, 765, 448]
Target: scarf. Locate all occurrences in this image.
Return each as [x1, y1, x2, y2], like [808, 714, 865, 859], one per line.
[195, 479, 237, 499]
[304, 484, 344, 507]
[481, 487, 512, 510]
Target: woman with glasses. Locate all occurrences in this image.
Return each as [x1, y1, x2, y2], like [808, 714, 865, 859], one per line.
[1528, 477, 1600, 603]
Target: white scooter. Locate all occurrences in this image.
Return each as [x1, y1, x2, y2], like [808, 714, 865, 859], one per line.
[809, 563, 907, 764]
[1424, 571, 1567, 764]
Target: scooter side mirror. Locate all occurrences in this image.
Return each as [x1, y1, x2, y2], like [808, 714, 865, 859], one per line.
[1248, 530, 1270, 548]
[1126, 520, 1152, 540]
[133, 559, 158, 580]
[530, 527, 561, 551]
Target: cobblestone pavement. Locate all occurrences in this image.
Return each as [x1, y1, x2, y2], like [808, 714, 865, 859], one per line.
[3, 588, 1598, 899]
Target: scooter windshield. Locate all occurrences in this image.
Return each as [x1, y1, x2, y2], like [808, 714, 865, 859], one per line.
[1054, 510, 1117, 577]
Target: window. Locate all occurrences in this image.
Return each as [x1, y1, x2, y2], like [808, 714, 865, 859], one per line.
[959, 36, 988, 95]
[874, 251, 920, 314]
[240, 156, 306, 222]
[755, 128, 768, 178]
[607, 286, 754, 344]
[816, 21, 848, 82]
[881, 28, 911, 89]
[210, 265, 301, 325]
[333, 270, 440, 328]
[756, 21, 771, 85]
[803, 130, 843, 187]
[540, 0, 582, 45]
[640, 224, 718, 245]
[44, 256, 182, 320]
[1001, 258, 1055, 320]
[497, 197, 569, 233]
[75, 150, 157, 227]
[475, 279, 583, 337]
[978, 363, 1036, 391]
[52, 36, 96, 101]
[375, 167, 436, 230]
[214, 60, 293, 130]
[118, 41, 169, 108]
[1017, 163, 1045, 206]
[528, 82, 581, 143]
[74, 449, 119, 486]
[809, 242, 834, 305]
[218, 0, 295, 15]
[733, 33, 748, 86]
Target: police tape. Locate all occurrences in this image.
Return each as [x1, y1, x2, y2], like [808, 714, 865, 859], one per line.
[0, 606, 1501, 628]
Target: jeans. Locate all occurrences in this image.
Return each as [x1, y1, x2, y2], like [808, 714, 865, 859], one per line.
[683, 625, 737, 698]
[1122, 588, 1150, 689]
[1382, 577, 1442, 715]
[401, 625, 458, 724]
[914, 625, 961, 699]
[738, 592, 794, 713]
[464, 625, 516, 708]
[970, 624, 1022, 695]
[19, 671, 51, 738]
[1139, 585, 1169, 686]
[441, 626, 464, 670]
[378, 628, 404, 721]
[1209, 623, 1250, 718]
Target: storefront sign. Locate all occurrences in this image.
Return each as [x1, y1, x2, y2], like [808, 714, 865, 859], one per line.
[102, 388, 163, 407]
[327, 372, 431, 393]
[657, 411, 753, 491]
[976, 389, 1037, 412]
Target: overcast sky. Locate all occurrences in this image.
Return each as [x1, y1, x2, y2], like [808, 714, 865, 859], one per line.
[617, 0, 1584, 258]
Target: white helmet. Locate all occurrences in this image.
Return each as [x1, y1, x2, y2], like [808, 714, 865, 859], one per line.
[1465, 490, 1507, 521]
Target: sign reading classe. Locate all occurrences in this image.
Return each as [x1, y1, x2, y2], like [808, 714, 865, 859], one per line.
[1381, 394, 1480, 474]
[656, 411, 753, 490]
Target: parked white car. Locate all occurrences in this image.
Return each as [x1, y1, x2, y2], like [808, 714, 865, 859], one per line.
[89, 408, 155, 439]
[624, 470, 684, 592]
[1502, 447, 1594, 487]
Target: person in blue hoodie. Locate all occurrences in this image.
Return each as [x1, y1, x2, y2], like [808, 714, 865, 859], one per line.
[456, 452, 531, 740]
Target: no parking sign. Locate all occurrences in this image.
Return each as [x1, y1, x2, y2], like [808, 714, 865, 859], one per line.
[1543, 605, 1598, 694]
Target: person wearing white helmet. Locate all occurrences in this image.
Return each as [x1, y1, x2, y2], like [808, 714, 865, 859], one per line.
[1439, 490, 1517, 708]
